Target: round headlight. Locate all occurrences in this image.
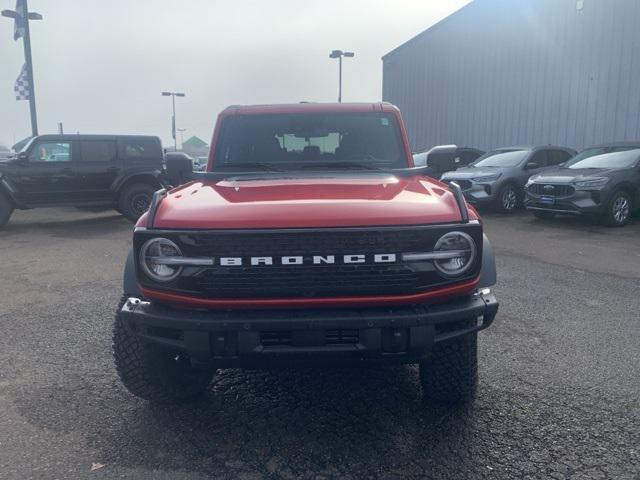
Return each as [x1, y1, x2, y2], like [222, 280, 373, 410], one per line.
[140, 238, 182, 282]
[433, 231, 476, 277]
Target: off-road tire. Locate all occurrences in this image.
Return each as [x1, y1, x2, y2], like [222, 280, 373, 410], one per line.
[533, 210, 555, 220]
[112, 296, 213, 403]
[419, 327, 478, 404]
[0, 192, 13, 227]
[496, 184, 520, 213]
[603, 190, 632, 227]
[118, 183, 156, 222]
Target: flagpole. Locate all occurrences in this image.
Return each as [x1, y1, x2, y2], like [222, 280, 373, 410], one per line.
[22, 0, 38, 136]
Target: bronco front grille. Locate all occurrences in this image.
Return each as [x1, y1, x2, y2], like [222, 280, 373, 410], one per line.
[135, 225, 483, 299]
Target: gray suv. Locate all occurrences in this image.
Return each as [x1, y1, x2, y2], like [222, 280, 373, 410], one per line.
[441, 146, 576, 213]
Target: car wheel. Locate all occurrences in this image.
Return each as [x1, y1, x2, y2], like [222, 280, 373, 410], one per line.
[419, 321, 477, 404]
[496, 184, 520, 213]
[0, 193, 13, 227]
[604, 190, 632, 227]
[533, 210, 555, 220]
[118, 183, 156, 222]
[113, 296, 214, 403]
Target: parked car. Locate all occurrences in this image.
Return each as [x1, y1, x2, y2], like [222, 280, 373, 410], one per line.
[412, 145, 484, 179]
[113, 102, 499, 405]
[441, 146, 576, 213]
[0, 134, 168, 226]
[525, 143, 640, 226]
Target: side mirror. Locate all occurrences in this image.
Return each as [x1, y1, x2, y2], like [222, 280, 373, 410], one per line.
[525, 162, 540, 170]
[11, 152, 28, 165]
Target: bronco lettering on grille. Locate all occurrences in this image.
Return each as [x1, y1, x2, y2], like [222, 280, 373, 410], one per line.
[218, 254, 397, 267]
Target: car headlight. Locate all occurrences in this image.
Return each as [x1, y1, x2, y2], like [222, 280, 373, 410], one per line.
[433, 231, 476, 277]
[573, 177, 609, 189]
[140, 238, 183, 282]
[471, 173, 501, 183]
[525, 175, 540, 187]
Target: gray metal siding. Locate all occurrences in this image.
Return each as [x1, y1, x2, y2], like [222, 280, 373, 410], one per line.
[383, 0, 640, 153]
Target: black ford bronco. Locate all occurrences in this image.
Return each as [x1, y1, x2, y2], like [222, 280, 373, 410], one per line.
[0, 134, 168, 225]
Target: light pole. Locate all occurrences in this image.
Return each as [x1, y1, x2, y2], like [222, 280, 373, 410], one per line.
[329, 50, 354, 103]
[161, 91, 185, 150]
[2, 1, 43, 136]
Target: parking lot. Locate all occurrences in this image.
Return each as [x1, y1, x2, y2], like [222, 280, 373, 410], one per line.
[0, 208, 639, 480]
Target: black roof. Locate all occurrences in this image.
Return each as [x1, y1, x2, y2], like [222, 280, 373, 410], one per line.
[32, 134, 161, 142]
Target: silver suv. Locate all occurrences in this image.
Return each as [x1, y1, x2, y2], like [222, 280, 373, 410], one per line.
[441, 146, 576, 213]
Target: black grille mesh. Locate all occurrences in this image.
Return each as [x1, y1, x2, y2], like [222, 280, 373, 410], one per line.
[136, 225, 482, 299]
[527, 184, 575, 197]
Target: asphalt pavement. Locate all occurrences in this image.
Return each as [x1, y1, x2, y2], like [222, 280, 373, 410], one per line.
[0, 207, 638, 479]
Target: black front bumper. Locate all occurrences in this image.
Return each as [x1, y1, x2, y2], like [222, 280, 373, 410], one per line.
[525, 190, 606, 215]
[120, 291, 498, 368]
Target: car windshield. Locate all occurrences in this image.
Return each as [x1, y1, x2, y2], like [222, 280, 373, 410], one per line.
[213, 112, 406, 170]
[565, 148, 640, 169]
[470, 149, 529, 168]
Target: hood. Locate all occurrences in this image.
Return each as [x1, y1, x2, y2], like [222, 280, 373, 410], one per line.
[531, 167, 612, 183]
[149, 172, 475, 229]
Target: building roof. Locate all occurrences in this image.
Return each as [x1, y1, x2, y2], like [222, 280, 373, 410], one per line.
[382, 1, 475, 60]
[182, 136, 208, 148]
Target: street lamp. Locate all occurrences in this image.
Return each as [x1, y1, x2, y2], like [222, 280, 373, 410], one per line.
[329, 50, 354, 103]
[161, 91, 185, 150]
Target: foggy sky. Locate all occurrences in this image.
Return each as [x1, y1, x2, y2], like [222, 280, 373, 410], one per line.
[0, 0, 469, 149]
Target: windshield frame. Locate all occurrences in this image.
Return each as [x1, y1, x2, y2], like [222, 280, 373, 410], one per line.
[211, 112, 408, 172]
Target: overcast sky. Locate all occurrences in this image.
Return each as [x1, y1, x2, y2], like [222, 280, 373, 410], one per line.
[0, 0, 469, 149]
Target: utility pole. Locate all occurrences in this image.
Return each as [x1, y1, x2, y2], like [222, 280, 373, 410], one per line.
[161, 91, 185, 150]
[329, 50, 354, 103]
[2, 1, 43, 137]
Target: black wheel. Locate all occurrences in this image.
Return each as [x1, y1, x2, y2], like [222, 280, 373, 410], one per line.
[603, 190, 632, 227]
[533, 210, 555, 220]
[112, 296, 213, 403]
[0, 193, 13, 227]
[496, 184, 520, 213]
[118, 184, 156, 222]
[419, 324, 477, 404]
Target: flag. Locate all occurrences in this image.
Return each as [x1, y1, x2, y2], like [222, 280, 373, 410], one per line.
[13, 0, 27, 40]
[14, 64, 30, 101]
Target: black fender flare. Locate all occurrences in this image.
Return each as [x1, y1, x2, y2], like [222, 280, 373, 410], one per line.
[111, 170, 164, 195]
[123, 249, 142, 296]
[479, 234, 497, 288]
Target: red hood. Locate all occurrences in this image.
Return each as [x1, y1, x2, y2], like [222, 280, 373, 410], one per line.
[149, 173, 476, 229]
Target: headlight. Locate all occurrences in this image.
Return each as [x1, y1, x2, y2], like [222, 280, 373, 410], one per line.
[574, 177, 609, 189]
[471, 173, 501, 183]
[525, 175, 540, 187]
[432, 231, 476, 277]
[140, 238, 183, 282]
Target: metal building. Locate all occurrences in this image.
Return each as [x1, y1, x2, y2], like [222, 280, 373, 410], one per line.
[382, 0, 640, 153]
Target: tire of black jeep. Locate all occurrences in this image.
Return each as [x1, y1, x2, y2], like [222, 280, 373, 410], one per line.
[419, 327, 477, 404]
[496, 184, 520, 213]
[603, 190, 632, 227]
[0, 192, 13, 227]
[112, 297, 213, 403]
[118, 183, 156, 222]
[533, 210, 555, 220]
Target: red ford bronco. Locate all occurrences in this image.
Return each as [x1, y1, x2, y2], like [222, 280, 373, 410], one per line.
[113, 103, 498, 404]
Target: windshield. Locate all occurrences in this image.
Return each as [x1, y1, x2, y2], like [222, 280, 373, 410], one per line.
[470, 149, 529, 168]
[564, 146, 640, 167]
[565, 148, 640, 169]
[213, 112, 406, 170]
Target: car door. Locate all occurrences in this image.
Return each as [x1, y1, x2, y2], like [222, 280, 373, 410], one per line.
[75, 139, 119, 202]
[10, 139, 80, 205]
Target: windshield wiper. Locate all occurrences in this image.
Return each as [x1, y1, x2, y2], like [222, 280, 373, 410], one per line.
[300, 161, 383, 171]
[215, 162, 283, 172]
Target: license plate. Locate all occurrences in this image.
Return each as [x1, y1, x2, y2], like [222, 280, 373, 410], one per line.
[539, 195, 555, 205]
